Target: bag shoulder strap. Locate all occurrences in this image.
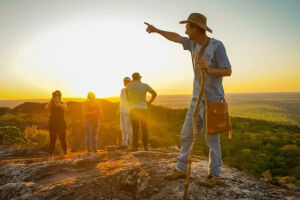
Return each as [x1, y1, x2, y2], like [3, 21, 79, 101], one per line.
[193, 37, 210, 117]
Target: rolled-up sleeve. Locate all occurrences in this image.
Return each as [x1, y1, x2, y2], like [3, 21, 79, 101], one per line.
[215, 42, 231, 68]
[179, 36, 193, 52]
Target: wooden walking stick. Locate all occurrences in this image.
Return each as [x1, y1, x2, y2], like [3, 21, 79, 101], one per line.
[183, 38, 210, 200]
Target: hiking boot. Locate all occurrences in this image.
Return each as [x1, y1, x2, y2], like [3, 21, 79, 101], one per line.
[201, 175, 221, 187]
[165, 169, 186, 180]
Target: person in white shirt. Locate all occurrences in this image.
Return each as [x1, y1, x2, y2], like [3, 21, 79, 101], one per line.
[118, 77, 133, 149]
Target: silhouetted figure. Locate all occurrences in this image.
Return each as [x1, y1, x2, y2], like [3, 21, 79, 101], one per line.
[45, 90, 67, 156]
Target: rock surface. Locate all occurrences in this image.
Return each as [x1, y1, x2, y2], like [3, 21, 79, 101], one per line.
[0, 146, 299, 200]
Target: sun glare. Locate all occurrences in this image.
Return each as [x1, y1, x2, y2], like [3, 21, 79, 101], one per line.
[13, 19, 171, 98]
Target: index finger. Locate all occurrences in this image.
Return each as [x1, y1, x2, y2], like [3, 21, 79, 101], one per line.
[144, 22, 151, 26]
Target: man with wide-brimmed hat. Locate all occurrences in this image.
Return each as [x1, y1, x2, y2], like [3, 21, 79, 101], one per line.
[145, 13, 232, 186]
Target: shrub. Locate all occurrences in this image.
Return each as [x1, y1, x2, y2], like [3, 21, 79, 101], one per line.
[0, 126, 26, 145]
[0, 114, 16, 121]
[261, 170, 272, 182]
[23, 125, 49, 151]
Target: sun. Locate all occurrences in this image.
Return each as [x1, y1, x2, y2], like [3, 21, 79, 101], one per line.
[13, 19, 168, 98]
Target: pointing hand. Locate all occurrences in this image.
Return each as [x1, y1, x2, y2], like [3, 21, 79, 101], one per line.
[144, 22, 158, 33]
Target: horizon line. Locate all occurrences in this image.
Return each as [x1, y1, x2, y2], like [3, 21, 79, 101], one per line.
[1, 91, 300, 101]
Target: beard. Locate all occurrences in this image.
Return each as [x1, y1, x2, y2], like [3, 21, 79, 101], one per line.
[188, 35, 194, 40]
[186, 32, 194, 40]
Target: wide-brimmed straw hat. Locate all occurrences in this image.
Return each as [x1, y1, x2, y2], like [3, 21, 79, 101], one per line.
[179, 13, 212, 33]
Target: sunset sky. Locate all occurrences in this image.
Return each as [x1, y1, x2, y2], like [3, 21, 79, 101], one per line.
[0, 0, 299, 99]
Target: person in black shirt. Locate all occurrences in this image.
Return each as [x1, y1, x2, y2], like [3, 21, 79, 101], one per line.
[45, 90, 67, 157]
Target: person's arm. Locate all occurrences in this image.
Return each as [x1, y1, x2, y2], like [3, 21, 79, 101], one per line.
[116, 90, 122, 116]
[207, 67, 231, 77]
[147, 89, 157, 105]
[97, 102, 102, 115]
[82, 102, 87, 117]
[52, 96, 67, 111]
[196, 42, 232, 77]
[125, 88, 130, 103]
[83, 102, 101, 116]
[196, 59, 231, 77]
[45, 99, 53, 110]
[59, 102, 67, 112]
[116, 103, 120, 116]
[144, 22, 181, 43]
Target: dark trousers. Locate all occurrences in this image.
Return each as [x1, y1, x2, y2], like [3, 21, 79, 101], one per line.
[49, 128, 67, 155]
[130, 108, 148, 148]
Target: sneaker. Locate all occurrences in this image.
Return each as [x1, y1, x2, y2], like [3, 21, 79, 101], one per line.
[165, 169, 187, 180]
[116, 145, 127, 150]
[206, 174, 213, 179]
[128, 146, 138, 152]
[48, 153, 54, 158]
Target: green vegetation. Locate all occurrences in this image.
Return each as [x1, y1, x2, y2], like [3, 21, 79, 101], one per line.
[0, 125, 50, 152]
[0, 100, 299, 187]
[23, 125, 49, 151]
[148, 105, 300, 186]
[0, 126, 26, 145]
[195, 117, 300, 187]
[228, 101, 300, 126]
[229, 104, 292, 124]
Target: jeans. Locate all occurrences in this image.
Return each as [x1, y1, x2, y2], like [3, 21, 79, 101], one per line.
[85, 118, 99, 152]
[130, 108, 148, 148]
[120, 112, 133, 146]
[176, 98, 223, 177]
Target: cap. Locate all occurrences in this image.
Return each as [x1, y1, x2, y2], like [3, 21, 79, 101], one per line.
[132, 72, 142, 80]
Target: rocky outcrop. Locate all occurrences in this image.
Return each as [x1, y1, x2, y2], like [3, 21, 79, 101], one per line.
[0, 147, 299, 200]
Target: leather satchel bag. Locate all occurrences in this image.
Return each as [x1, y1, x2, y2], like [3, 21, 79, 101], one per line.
[206, 100, 232, 139]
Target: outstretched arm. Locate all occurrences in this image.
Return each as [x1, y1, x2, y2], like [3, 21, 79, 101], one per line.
[144, 22, 181, 43]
